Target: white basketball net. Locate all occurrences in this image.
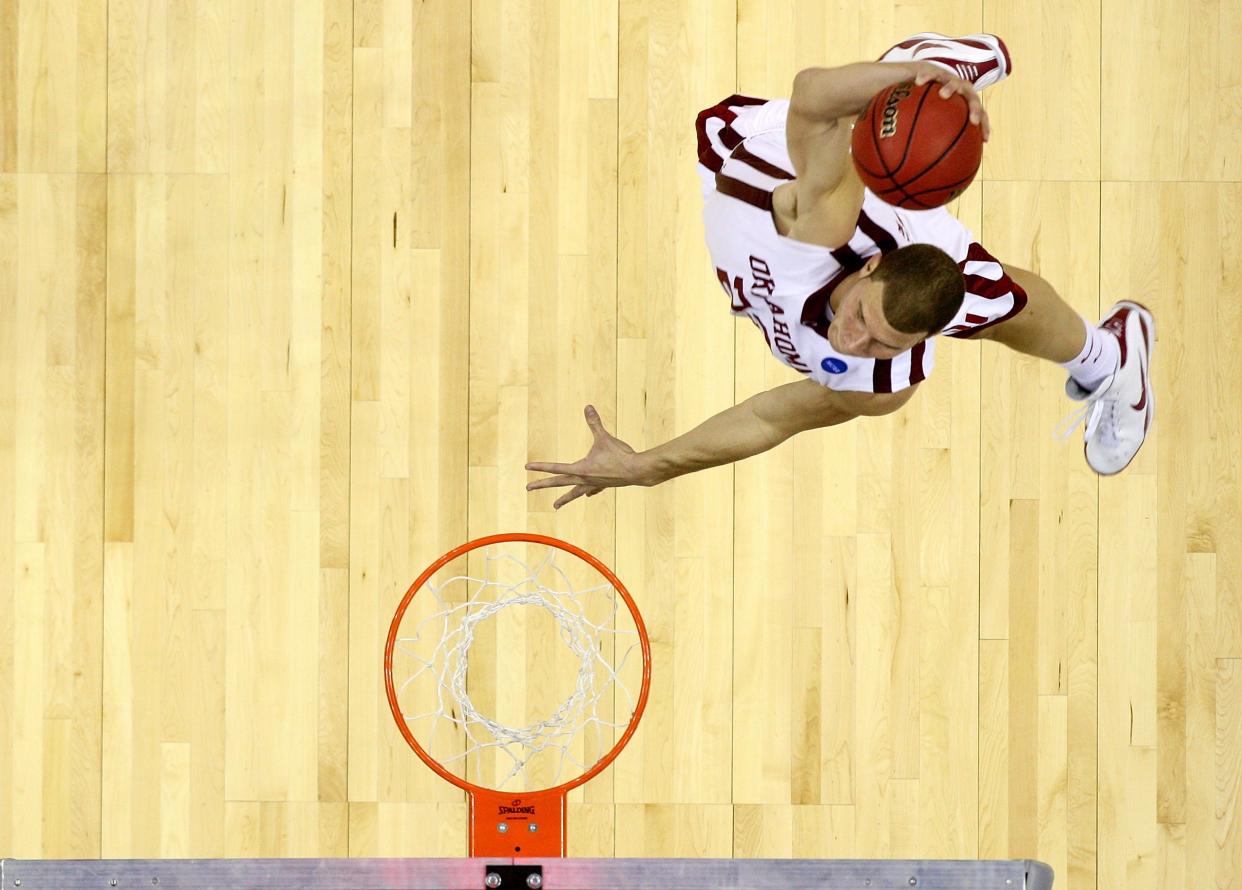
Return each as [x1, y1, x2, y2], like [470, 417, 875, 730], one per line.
[389, 543, 643, 790]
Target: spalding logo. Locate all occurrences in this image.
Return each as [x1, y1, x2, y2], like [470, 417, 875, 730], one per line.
[821, 357, 848, 374]
[880, 84, 912, 139]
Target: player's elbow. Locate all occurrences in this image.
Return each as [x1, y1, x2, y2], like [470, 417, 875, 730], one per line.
[791, 67, 821, 97]
[791, 67, 838, 118]
[843, 384, 920, 418]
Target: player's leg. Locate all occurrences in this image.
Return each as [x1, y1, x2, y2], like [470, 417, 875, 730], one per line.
[974, 263, 1155, 476]
[974, 264, 1098, 366]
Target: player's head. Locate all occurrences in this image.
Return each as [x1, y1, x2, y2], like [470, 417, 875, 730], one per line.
[827, 244, 966, 358]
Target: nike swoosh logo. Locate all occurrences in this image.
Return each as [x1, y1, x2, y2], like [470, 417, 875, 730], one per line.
[1131, 355, 1148, 411]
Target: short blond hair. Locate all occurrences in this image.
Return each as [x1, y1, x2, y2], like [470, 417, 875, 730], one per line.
[871, 244, 966, 336]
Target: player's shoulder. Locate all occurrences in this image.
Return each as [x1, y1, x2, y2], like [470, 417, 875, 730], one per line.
[747, 98, 792, 134]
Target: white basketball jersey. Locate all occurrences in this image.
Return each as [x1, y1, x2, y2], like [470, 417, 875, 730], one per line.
[695, 95, 1024, 394]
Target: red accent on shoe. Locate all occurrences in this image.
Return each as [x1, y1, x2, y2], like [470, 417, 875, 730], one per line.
[993, 35, 1013, 74]
[1099, 308, 1129, 368]
[1131, 363, 1148, 411]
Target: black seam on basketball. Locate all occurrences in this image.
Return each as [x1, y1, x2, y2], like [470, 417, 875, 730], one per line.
[867, 87, 920, 210]
[852, 154, 890, 179]
[903, 191, 941, 209]
[901, 167, 979, 200]
[851, 122, 890, 178]
[851, 118, 890, 179]
[869, 164, 928, 208]
[872, 179, 929, 208]
[888, 83, 936, 178]
[894, 98, 974, 190]
[873, 181, 936, 208]
[864, 82, 951, 208]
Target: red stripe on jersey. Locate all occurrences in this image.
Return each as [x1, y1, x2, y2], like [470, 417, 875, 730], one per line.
[963, 274, 1011, 300]
[715, 172, 774, 211]
[946, 276, 1029, 338]
[943, 241, 1029, 338]
[963, 242, 995, 264]
[696, 110, 736, 172]
[858, 211, 900, 253]
[695, 95, 768, 171]
[729, 143, 794, 180]
[909, 340, 928, 385]
[800, 266, 854, 339]
[835, 209, 896, 267]
[964, 312, 988, 324]
[832, 243, 863, 269]
[873, 359, 894, 393]
[959, 242, 1009, 298]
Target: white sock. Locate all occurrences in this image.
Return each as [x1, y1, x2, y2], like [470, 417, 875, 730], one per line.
[1060, 316, 1120, 392]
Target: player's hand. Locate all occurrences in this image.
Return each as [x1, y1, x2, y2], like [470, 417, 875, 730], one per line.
[912, 62, 991, 142]
[526, 405, 653, 509]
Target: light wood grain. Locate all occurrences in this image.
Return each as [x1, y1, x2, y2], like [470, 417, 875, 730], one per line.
[0, 4, 1238, 888]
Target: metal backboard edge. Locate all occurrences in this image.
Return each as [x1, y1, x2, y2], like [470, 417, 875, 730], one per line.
[0, 857, 1054, 890]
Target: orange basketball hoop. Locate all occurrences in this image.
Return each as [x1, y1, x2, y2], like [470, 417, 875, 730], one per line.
[384, 533, 651, 857]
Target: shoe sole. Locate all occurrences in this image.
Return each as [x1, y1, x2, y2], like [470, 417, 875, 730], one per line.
[1088, 300, 1155, 476]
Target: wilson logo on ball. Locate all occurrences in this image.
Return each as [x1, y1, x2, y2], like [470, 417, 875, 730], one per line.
[879, 85, 912, 138]
[851, 80, 983, 210]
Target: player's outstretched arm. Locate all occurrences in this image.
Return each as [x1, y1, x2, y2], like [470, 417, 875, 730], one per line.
[525, 381, 916, 509]
[791, 62, 988, 131]
[792, 62, 918, 123]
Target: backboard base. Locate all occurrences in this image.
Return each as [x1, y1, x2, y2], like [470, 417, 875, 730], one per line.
[0, 857, 1053, 889]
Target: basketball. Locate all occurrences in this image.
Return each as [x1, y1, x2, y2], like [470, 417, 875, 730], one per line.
[850, 79, 983, 209]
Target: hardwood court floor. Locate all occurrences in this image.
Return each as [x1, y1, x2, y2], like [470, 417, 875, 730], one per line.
[1, 3, 1239, 889]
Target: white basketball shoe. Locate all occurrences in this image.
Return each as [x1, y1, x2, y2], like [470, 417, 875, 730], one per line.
[1059, 301, 1156, 476]
[878, 32, 1013, 91]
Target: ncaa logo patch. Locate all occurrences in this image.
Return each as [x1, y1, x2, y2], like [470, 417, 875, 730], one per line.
[821, 357, 848, 374]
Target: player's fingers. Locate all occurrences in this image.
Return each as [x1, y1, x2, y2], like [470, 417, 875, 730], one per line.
[936, 74, 963, 98]
[584, 404, 608, 440]
[553, 485, 591, 510]
[946, 82, 984, 127]
[526, 460, 576, 474]
[915, 63, 952, 86]
[967, 92, 984, 124]
[527, 474, 583, 492]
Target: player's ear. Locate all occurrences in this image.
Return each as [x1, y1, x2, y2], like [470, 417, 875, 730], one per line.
[859, 254, 883, 276]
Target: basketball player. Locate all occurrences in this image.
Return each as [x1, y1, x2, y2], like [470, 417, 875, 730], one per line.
[527, 34, 1155, 508]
